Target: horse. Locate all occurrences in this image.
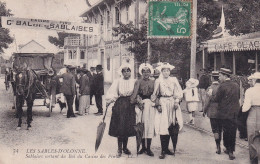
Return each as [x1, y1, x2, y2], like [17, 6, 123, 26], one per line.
[14, 69, 37, 130]
[14, 68, 48, 130]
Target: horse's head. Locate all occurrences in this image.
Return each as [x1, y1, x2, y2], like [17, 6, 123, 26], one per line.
[15, 70, 28, 96]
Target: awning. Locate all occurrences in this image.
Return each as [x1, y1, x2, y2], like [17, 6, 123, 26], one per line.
[12, 53, 54, 58]
[205, 32, 260, 53]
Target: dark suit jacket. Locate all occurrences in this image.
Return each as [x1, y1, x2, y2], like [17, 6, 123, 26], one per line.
[58, 72, 76, 96]
[94, 72, 104, 95]
[213, 80, 240, 119]
[79, 74, 90, 95]
[88, 72, 96, 94]
[204, 82, 220, 118]
[198, 74, 210, 89]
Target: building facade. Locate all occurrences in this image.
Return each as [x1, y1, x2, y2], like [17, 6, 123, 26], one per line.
[64, 0, 147, 83]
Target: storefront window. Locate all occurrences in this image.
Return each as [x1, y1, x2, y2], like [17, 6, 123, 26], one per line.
[126, 5, 129, 22]
[73, 50, 77, 59]
[80, 51, 85, 59]
[107, 57, 110, 71]
[107, 10, 110, 28]
[115, 7, 120, 25]
[68, 50, 72, 59]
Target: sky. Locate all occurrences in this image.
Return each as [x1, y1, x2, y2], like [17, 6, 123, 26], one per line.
[3, 0, 95, 59]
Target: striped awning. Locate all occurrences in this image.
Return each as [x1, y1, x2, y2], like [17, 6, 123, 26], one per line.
[204, 32, 260, 53]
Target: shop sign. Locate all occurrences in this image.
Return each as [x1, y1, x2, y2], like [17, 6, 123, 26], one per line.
[1, 16, 99, 35]
[248, 59, 255, 63]
[208, 38, 260, 52]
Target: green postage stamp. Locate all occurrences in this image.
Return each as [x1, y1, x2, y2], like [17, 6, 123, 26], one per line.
[148, 0, 191, 38]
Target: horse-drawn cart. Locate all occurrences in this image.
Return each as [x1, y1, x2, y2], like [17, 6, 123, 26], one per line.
[10, 53, 57, 120]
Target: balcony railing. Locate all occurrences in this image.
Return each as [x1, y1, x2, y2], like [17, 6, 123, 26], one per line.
[64, 37, 86, 47]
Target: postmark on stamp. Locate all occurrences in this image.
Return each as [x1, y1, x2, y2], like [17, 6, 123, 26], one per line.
[148, 0, 192, 38]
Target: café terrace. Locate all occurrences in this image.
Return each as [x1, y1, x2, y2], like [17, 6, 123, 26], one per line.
[202, 32, 260, 75]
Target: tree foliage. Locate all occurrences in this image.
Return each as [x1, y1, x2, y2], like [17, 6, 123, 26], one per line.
[113, 21, 148, 62]
[48, 32, 79, 48]
[197, 0, 260, 42]
[0, 2, 13, 53]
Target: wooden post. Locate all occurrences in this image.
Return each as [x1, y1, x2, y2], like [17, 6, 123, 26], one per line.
[233, 52, 236, 75]
[190, 0, 197, 78]
[135, 0, 139, 29]
[147, 40, 151, 63]
[220, 52, 225, 67]
[256, 51, 258, 72]
[214, 53, 217, 71]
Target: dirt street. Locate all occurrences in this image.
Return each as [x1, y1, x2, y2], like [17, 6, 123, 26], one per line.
[0, 76, 250, 164]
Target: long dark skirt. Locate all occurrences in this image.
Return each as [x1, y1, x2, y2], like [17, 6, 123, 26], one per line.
[109, 96, 136, 137]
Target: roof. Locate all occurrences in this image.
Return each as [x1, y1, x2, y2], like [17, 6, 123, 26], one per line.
[19, 40, 46, 50]
[205, 31, 260, 53]
[80, 0, 104, 17]
[12, 53, 54, 58]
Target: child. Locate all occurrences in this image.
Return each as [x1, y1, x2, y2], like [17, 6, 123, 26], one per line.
[183, 78, 200, 125]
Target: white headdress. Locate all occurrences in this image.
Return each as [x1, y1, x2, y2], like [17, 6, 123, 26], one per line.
[139, 63, 154, 75]
[186, 78, 199, 88]
[156, 62, 175, 72]
[117, 63, 132, 77]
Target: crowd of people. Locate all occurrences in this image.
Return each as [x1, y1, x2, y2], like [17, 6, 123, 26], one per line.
[55, 62, 260, 163]
[56, 64, 104, 118]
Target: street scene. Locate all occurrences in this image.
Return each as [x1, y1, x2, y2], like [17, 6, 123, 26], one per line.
[0, 77, 249, 164]
[0, 0, 260, 164]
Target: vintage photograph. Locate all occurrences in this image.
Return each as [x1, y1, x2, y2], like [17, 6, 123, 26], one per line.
[0, 0, 259, 163]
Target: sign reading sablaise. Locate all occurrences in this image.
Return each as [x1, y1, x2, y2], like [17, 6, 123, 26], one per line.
[1, 16, 99, 35]
[148, 0, 191, 38]
[207, 38, 260, 52]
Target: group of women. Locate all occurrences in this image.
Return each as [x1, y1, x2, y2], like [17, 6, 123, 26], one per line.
[105, 62, 183, 159]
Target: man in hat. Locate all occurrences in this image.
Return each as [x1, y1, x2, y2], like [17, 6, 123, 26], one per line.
[198, 69, 210, 112]
[203, 71, 222, 154]
[94, 65, 104, 115]
[89, 67, 96, 105]
[212, 68, 240, 160]
[57, 65, 77, 118]
[78, 68, 90, 115]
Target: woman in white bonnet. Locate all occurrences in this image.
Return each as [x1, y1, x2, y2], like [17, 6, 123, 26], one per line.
[106, 63, 136, 157]
[130, 63, 156, 156]
[151, 62, 183, 159]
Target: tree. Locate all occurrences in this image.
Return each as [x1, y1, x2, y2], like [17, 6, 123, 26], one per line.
[113, 19, 191, 78]
[113, 21, 148, 63]
[0, 2, 13, 53]
[48, 32, 79, 48]
[197, 0, 260, 42]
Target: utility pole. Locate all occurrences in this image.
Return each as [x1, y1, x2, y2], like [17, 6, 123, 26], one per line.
[190, 0, 197, 78]
[147, 40, 151, 63]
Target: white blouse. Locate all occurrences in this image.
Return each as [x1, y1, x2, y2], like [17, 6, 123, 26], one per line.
[242, 83, 260, 112]
[153, 76, 183, 102]
[106, 78, 136, 103]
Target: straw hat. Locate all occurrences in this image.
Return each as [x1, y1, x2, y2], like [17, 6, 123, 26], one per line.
[219, 68, 232, 76]
[139, 63, 153, 75]
[212, 71, 219, 77]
